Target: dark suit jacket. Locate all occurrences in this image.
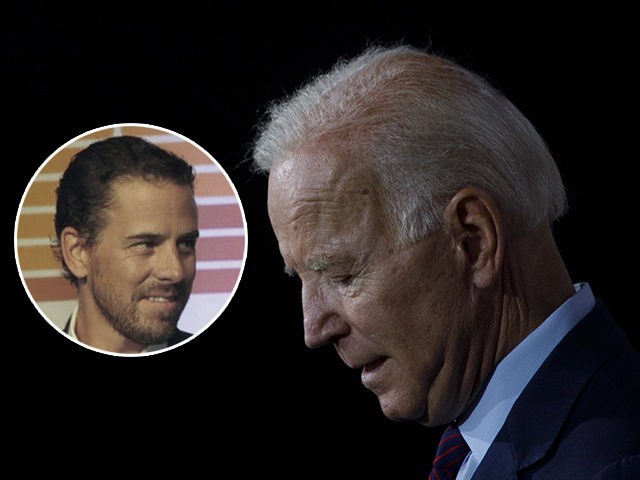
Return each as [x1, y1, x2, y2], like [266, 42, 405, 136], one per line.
[471, 301, 640, 479]
[63, 318, 191, 349]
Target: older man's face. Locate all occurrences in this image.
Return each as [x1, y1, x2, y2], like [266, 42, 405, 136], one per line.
[267, 151, 482, 426]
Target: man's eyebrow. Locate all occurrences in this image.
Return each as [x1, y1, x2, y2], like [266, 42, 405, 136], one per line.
[283, 255, 345, 277]
[124, 230, 200, 241]
[125, 232, 164, 241]
[308, 256, 331, 272]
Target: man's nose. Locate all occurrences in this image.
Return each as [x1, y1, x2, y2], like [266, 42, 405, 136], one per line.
[154, 245, 188, 283]
[302, 282, 349, 348]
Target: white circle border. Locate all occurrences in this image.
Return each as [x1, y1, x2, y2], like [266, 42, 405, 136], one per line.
[13, 122, 249, 357]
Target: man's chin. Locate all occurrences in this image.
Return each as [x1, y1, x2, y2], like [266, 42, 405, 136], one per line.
[118, 316, 179, 346]
[376, 391, 426, 423]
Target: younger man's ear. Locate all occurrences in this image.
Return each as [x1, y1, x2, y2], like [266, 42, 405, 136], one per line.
[444, 188, 504, 288]
[60, 227, 90, 281]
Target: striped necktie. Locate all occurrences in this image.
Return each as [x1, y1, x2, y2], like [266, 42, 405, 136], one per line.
[429, 423, 470, 480]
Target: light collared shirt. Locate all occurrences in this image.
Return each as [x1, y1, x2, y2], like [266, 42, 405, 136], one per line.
[67, 305, 168, 353]
[456, 283, 596, 479]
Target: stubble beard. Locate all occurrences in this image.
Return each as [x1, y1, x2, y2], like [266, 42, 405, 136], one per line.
[91, 280, 190, 346]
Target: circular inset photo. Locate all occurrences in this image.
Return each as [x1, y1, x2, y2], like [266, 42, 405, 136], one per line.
[15, 123, 247, 356]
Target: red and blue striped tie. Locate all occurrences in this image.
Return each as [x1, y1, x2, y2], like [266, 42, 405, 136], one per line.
[429, 423, 470, 480]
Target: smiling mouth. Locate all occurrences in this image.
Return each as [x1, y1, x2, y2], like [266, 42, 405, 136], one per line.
[146, 296, 176, 303]
[141, 293, 183, 308]
[138, 283, 187, 304]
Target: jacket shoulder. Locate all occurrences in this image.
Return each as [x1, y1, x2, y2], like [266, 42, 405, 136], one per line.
[521, 302, 640, 477]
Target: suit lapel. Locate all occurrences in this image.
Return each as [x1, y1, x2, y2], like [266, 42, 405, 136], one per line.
[471, 302, 622, 479]
[471, 428, 518, 478]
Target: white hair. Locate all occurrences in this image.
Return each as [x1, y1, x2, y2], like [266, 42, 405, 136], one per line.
[253, 45, 567, 244]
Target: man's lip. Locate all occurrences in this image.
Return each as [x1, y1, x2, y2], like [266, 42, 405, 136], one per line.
[142, 294, 180, 302]
[345, 356, 387, 371]
[362, 357, 386, 373]
[360, 356, 388, 388]
[142, 291, 180, 297]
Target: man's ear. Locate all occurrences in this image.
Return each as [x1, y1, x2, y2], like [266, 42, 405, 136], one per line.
[60, 227, 90, 281]
[444, 188, 504, 288]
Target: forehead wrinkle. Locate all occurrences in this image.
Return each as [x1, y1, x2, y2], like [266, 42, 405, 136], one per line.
[269, 150, 394, 275]
[284, 182, 384, 258]
[289, 186, 376, 224]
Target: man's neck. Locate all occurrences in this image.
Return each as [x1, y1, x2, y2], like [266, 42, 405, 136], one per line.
[492, 224, 575, 367]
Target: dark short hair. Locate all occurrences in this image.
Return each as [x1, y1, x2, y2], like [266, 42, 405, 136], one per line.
[52, 135, 196, 286]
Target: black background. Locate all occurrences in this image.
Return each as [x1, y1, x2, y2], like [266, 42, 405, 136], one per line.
[5, 4, 636, 478]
